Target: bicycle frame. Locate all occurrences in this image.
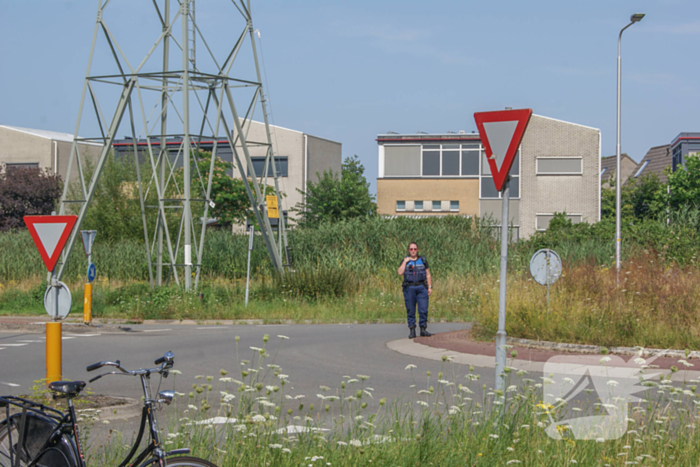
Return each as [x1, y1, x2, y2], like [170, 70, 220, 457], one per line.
[1, 354, 190, 467]
[114, 373, 189, 467]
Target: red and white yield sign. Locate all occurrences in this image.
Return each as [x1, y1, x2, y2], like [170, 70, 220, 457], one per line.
[474, 108, 532, 191]
[24, 215, 78, 272]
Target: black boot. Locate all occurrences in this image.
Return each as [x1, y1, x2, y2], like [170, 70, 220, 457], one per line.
[408, 326, 416, 339]
[420, 326, 433, 337]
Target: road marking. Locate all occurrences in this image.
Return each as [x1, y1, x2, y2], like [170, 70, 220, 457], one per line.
[0, 382, 20, 387]
[142, 328, 172, 333]
[197, 327, 221, 330]
[18, 340, 43, 343]
[0, 343, 28, 347]
[64, 333, 101, 337]
[62, 336, 75, 340]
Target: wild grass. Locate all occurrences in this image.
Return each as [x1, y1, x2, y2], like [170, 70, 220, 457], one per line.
[86, 334, 700, 466]
[472, 254, 700, 349]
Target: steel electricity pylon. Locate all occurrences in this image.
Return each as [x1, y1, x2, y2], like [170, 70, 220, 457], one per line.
[57, 0, 288, 290]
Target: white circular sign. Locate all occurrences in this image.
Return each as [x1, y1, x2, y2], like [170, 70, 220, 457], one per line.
[43, 282, 72, 320]
[529, 249, 562, 286]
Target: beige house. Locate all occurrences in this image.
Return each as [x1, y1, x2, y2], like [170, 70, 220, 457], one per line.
[0, 125, 102, 181]
[376, 114, 601, 239]
[112, 121, 342, 225]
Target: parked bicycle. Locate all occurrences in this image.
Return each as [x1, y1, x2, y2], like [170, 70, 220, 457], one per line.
[0, 351, 217, 467]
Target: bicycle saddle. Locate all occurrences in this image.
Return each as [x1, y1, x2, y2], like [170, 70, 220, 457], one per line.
[48, 380, 86, 398]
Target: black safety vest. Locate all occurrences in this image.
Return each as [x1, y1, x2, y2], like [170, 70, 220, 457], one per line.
[404, 257, 427, 284]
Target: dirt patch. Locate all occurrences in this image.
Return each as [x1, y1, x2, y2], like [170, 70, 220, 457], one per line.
[15, 394, 130, 411]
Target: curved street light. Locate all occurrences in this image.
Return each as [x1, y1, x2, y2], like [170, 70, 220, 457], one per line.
[616, 13, 644, 279]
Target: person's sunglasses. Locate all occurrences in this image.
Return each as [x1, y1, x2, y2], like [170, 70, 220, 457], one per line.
[409, 248, 418, 251]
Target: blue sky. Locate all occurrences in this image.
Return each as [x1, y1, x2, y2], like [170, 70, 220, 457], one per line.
[1, 0, 698, 194]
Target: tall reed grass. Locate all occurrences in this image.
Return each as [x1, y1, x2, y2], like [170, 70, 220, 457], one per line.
[473, 254, 700, 349]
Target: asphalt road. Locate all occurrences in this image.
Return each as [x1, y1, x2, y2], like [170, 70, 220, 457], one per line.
[0, 323, 488, 404]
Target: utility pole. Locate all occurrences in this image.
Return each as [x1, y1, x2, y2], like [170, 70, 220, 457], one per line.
[57, 0, 289, 288]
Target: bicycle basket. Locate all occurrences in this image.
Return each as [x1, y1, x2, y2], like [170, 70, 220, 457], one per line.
[1, 403, 79, 467]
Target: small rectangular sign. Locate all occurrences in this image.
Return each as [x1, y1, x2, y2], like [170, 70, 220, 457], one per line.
[266, 195, 279, 219]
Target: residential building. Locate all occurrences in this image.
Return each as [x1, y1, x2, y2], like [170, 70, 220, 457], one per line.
[376, 114, 600, 239]
[112, 121, 341, 224]
[600, 153, 637, 188]
[670, 132, 700, 172]
[0, 125, 102, 180]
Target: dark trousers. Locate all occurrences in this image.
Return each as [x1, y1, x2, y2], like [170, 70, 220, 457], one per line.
[403, 285, 429, 328]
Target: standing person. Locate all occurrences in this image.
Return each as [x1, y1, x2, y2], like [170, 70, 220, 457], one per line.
[398, 242, 433, 339]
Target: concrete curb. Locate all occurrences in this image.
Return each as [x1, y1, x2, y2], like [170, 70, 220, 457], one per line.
[0, 316, 466, 327]
[386, 337, 700, 382]
[0, 322, 136, 334]
[506, 336, 700, 360]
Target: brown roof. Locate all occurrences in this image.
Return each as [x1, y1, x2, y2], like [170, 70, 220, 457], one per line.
[632, 144, 671, 184]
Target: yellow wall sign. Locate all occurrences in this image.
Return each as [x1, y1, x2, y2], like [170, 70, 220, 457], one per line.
[266, 195, 279, 218]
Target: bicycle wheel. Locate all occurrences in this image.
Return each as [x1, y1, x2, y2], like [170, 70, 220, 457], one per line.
[165, 455, 219, 466]
[0, 412, 78, 467]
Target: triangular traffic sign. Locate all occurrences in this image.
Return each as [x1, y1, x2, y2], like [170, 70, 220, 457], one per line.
[24, 215, 78, 272]
[474, 108, 532, 191]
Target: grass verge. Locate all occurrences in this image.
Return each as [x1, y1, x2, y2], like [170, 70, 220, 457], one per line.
[84, 334, 700, 466]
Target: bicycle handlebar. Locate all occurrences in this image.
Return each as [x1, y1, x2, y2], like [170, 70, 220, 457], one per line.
[86, 352, 174, 383]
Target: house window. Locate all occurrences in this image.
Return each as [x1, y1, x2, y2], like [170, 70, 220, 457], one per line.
[396, 200, 406, 212]
[432, 201, 441, 211]
[536, 214, 583, 231]
[384, 145, 421, 176]
[480, 176, 519, 199]
[536, 157, 582, 175]
[482, 152, 519, 175]
[414, 201, 424, 211]
[442, 147, 460, 176]
[5, 162, 39, 173]
[634, 160, 649, 178]
[249, 156, 288, 177]
[420, 142, 481, 177]
[481, 177, 499, 198]
[422, 145, 440, 176]
[461, 147, 480, 176]
[450, 200, 459, 212]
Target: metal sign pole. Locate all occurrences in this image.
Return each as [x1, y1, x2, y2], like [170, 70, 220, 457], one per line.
[546, 250, 551, 307]
[245, 226, 255, 307]
[47, 267, 62, 383]
[495, 178, 510, 392]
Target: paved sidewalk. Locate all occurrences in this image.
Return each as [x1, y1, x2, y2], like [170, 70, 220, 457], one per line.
[388, 330, 700, 381]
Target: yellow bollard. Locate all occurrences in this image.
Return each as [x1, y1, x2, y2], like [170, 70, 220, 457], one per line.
[46, 322, 62, 384]
[83, 283, 93, 325]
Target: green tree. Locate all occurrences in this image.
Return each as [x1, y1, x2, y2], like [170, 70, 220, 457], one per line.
[294, 155, 376, 227]
[626, 173, 666, 220]
[176, 151, 279, 227]
[73, 155, 147, 242]
[601, 173, 665, 221]
[188, 152, 252, 226]
[667, 154, 700, 210]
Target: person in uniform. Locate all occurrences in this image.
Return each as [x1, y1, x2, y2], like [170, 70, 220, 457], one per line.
[398, 242, 433, 339]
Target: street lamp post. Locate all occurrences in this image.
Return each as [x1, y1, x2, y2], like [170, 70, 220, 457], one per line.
[616, 13, 645, 279]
